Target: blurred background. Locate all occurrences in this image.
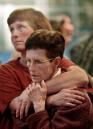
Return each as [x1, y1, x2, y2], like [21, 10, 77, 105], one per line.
[0, 0, 93, 63]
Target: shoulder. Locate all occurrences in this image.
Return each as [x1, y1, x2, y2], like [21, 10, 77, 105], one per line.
[60, 57, 75, 69]
[0, 59, 23, 76]
[0, 60, 17, 71]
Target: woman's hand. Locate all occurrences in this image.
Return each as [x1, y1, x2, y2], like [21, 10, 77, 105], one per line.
[47, 88, 86, 107]
[28, 80, 47, 112]
[9, 86, 32, 119]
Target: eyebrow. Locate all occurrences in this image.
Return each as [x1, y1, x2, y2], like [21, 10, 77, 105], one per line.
[40, 58, 55, 63]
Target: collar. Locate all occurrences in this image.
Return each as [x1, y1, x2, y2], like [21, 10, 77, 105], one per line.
[52, 68, 61, 78]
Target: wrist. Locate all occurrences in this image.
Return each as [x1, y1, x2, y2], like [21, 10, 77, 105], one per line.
[47, 95, 54, 106]
[33, 101, 45, 112]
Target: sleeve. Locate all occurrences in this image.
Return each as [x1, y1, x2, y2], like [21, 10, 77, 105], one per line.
[0, 65, 22, 113]
[26, 97, 92, 129]
[70, 40, 88, 65]
[86, 74, 93, 103]
[60, 57, 75, 69]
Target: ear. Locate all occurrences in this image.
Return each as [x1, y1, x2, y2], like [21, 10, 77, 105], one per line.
[53, 56, 61, 68]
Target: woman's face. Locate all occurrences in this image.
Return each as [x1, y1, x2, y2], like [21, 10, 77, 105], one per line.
[9, 20, 34, 52]
[60, 16, 74, 46]
[26, 48, 57, 83]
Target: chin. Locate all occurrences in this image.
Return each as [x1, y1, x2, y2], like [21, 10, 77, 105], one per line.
[16, 48, 25, 52]
[32, 79, 41, 83]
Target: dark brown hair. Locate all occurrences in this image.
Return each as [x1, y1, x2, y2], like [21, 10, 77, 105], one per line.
[25, 29, 65, 59]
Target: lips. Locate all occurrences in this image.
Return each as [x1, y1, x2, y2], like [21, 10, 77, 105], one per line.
[14, 41, 23, 44]
[31, 74, 40, 79]
[31, 75, 39, 78]
[31, 75, 41, 82]
[14, 41, 24, 47]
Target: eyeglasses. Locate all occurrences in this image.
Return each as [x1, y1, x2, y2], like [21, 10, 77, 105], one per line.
[27, 58, 55, 67]
[39, 58, 55, 63]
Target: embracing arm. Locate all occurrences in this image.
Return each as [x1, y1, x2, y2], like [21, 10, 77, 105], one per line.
[46, 65, 89, 94]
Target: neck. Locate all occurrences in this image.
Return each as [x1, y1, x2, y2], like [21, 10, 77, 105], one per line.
[19, 51, 27, 67]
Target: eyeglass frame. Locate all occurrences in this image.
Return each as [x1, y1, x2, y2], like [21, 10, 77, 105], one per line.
[26, 57, 55, 67]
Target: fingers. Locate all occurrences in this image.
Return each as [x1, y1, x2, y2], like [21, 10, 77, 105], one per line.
[70, 94, 85, 102]
[65, 97, 83, 105]
[41, 80, 46, 88]
[41, 80, 47, 99]
[16, 99, 22, 118]
[25, 102, 31, 117]
[72, 98, 83, 104]
[61, 89, 86, 99]
[69, 89, 86, 97]
[16, 100, 30, 119]
[63, 98, 83, 107]
[20, 101, 28, 119]
[61, 89, 86, 103]
[48, 88, 86, 107]
[65, 102, 76, 107]
[16, 97, 31, 119]
[15, 82, 47, 119]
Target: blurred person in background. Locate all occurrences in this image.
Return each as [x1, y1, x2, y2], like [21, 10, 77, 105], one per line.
[50, 14, 74, 58]
[49, 19, 59, 31]
[70, 22, 93, 76]
[57, 14, 74, 47]
[0, 8, 89, 129]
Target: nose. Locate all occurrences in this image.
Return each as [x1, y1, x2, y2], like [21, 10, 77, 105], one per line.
[12, 29, 19, 38]
[68, 24, 74, 32]
[27, 61, 36, 72]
